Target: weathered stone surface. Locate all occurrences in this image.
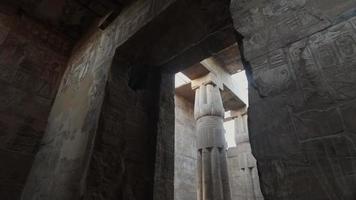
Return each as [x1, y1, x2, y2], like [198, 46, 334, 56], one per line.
[83, 59, 175, 200]
[21, 0, 178, 199]
[231, 0, 356, 60]
[0, 7, 69, 199]
[248, 49, 297, 98]
[174, 95, 197, 200]
[231, 0, 356, 196]
[154, 72, 175, 200]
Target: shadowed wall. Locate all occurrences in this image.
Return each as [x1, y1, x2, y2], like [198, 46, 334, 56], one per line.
[0, 7, 70, 199]
[231, 0, 356, 199]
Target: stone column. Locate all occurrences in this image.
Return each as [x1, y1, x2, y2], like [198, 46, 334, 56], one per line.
[232, 110, 263, 200]
[235, 114, 255, 200]
[193, 74, 231, 200]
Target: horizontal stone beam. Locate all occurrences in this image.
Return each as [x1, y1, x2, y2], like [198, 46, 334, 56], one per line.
[224, 107, 247, 122]
[200, 57, 247, 106]
[177, 59, 246, 111]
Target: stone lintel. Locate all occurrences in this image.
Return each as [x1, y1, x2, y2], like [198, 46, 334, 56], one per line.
[201, 57, 246, 106]
[178, 57, 246, 111]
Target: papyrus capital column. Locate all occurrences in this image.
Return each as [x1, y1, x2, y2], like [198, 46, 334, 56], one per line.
[231, 109, 249, 147]
[192, 73, 231, 200]
[229, 108, 264, 200]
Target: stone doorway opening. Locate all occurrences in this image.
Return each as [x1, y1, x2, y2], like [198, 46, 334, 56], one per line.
[7, 0, 356, 199]
[173, 43, 263, 200]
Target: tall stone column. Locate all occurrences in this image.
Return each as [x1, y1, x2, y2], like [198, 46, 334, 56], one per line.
[231, 110, 263, 200]
[193, 74, 231, 200]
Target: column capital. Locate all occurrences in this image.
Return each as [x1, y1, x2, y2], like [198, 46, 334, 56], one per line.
[191, 72, 223, 90]
[193, 84, 225, 120]
[193, 74, 232, 200]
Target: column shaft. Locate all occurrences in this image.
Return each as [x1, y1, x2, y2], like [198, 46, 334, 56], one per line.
[232, 111, 264, 200]
[194, 83, 231, 200]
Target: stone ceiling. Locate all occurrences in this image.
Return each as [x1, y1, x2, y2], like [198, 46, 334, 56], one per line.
[214, 43, 243, 74]
[2, 0, 135, 40]
[182, 44, 243, 78]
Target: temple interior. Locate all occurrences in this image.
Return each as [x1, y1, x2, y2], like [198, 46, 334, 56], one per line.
[1, 0, 356, 200]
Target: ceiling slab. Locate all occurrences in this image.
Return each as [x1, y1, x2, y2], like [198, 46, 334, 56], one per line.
[1, 0, 135, 40]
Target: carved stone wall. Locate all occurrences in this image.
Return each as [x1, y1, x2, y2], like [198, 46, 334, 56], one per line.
[174, 95, 197, 200]
[231, 0, 356, 199]
[0, 8, 70, 200]
[84, 58, 175, 200]
[22, 0, 177, 199]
